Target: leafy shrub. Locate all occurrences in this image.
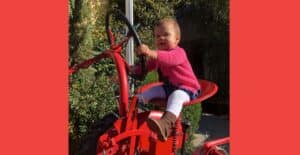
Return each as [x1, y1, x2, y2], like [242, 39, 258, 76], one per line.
[69, 62, 118, 154]
[182, 103, 202, 154]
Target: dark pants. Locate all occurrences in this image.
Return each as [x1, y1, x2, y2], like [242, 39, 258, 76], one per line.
[162, 83, 200, 100]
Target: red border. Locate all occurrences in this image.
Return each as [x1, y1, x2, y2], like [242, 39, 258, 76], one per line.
[0, 0, 68, 154]
[231, 0, 300, 154]
[1, 0, 300, 154]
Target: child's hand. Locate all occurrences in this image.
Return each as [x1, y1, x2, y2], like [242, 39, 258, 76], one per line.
[137, 44, 150, 56]
[136, 44, 157, 59]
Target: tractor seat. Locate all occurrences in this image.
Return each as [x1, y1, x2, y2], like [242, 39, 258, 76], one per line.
[136, 79, 218, 107]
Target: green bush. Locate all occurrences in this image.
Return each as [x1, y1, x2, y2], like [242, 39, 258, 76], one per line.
[69, 62, 118, 154]
[182, 103, 202, 154]
[68, 1, 116, 154]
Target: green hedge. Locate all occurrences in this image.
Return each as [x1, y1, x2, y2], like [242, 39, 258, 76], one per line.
[69, 63, 118, 155]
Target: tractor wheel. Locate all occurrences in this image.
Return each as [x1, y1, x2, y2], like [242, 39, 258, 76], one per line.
[78, 112, 118, 155]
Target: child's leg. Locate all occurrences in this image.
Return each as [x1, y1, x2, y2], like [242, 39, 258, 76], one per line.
[165, 89, 190, 117]
[137, 85, 166, 104]
[147, 89, 190, 141]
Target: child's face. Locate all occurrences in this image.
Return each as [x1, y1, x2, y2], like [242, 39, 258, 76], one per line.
[154, 22, 180, 50]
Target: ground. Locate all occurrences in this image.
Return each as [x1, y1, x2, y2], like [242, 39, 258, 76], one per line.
[192, 113, 229, 154]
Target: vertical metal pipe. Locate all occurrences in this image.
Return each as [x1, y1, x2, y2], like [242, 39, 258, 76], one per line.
[126, 0, 135, 92]
[125, 0, 134, 66]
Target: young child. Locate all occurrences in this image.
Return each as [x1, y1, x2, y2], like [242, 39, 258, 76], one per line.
[135, 18, 201, 141]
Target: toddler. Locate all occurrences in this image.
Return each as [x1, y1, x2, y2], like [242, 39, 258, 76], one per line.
[135, 17, 201, 141]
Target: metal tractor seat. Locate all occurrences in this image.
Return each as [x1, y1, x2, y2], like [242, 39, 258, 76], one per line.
[136, 79, 218, 107]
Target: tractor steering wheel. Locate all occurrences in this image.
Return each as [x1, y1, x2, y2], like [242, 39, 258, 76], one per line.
[105, 10, 146, 78]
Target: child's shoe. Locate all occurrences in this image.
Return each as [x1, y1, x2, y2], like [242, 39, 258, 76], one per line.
[147, 111, 177, 141]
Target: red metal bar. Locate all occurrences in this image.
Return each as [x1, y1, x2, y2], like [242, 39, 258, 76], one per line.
[129, 112, 138, 155]
[112, 51, 129, 116]
[108, 29, 115, 47]
[202, 137, 229, 149]
[69, 51, 112, 75]
[201, 137, 230, 155]
[111, 129, 157, 143]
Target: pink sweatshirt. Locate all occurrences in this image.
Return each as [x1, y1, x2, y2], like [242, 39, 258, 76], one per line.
[146, 46, 201, 93]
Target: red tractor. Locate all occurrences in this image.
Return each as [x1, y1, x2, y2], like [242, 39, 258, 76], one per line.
[70, 10, 229, 155]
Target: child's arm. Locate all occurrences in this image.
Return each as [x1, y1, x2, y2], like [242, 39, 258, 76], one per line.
[137, 44, 186, 67]
[156, 49, 185, 66]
